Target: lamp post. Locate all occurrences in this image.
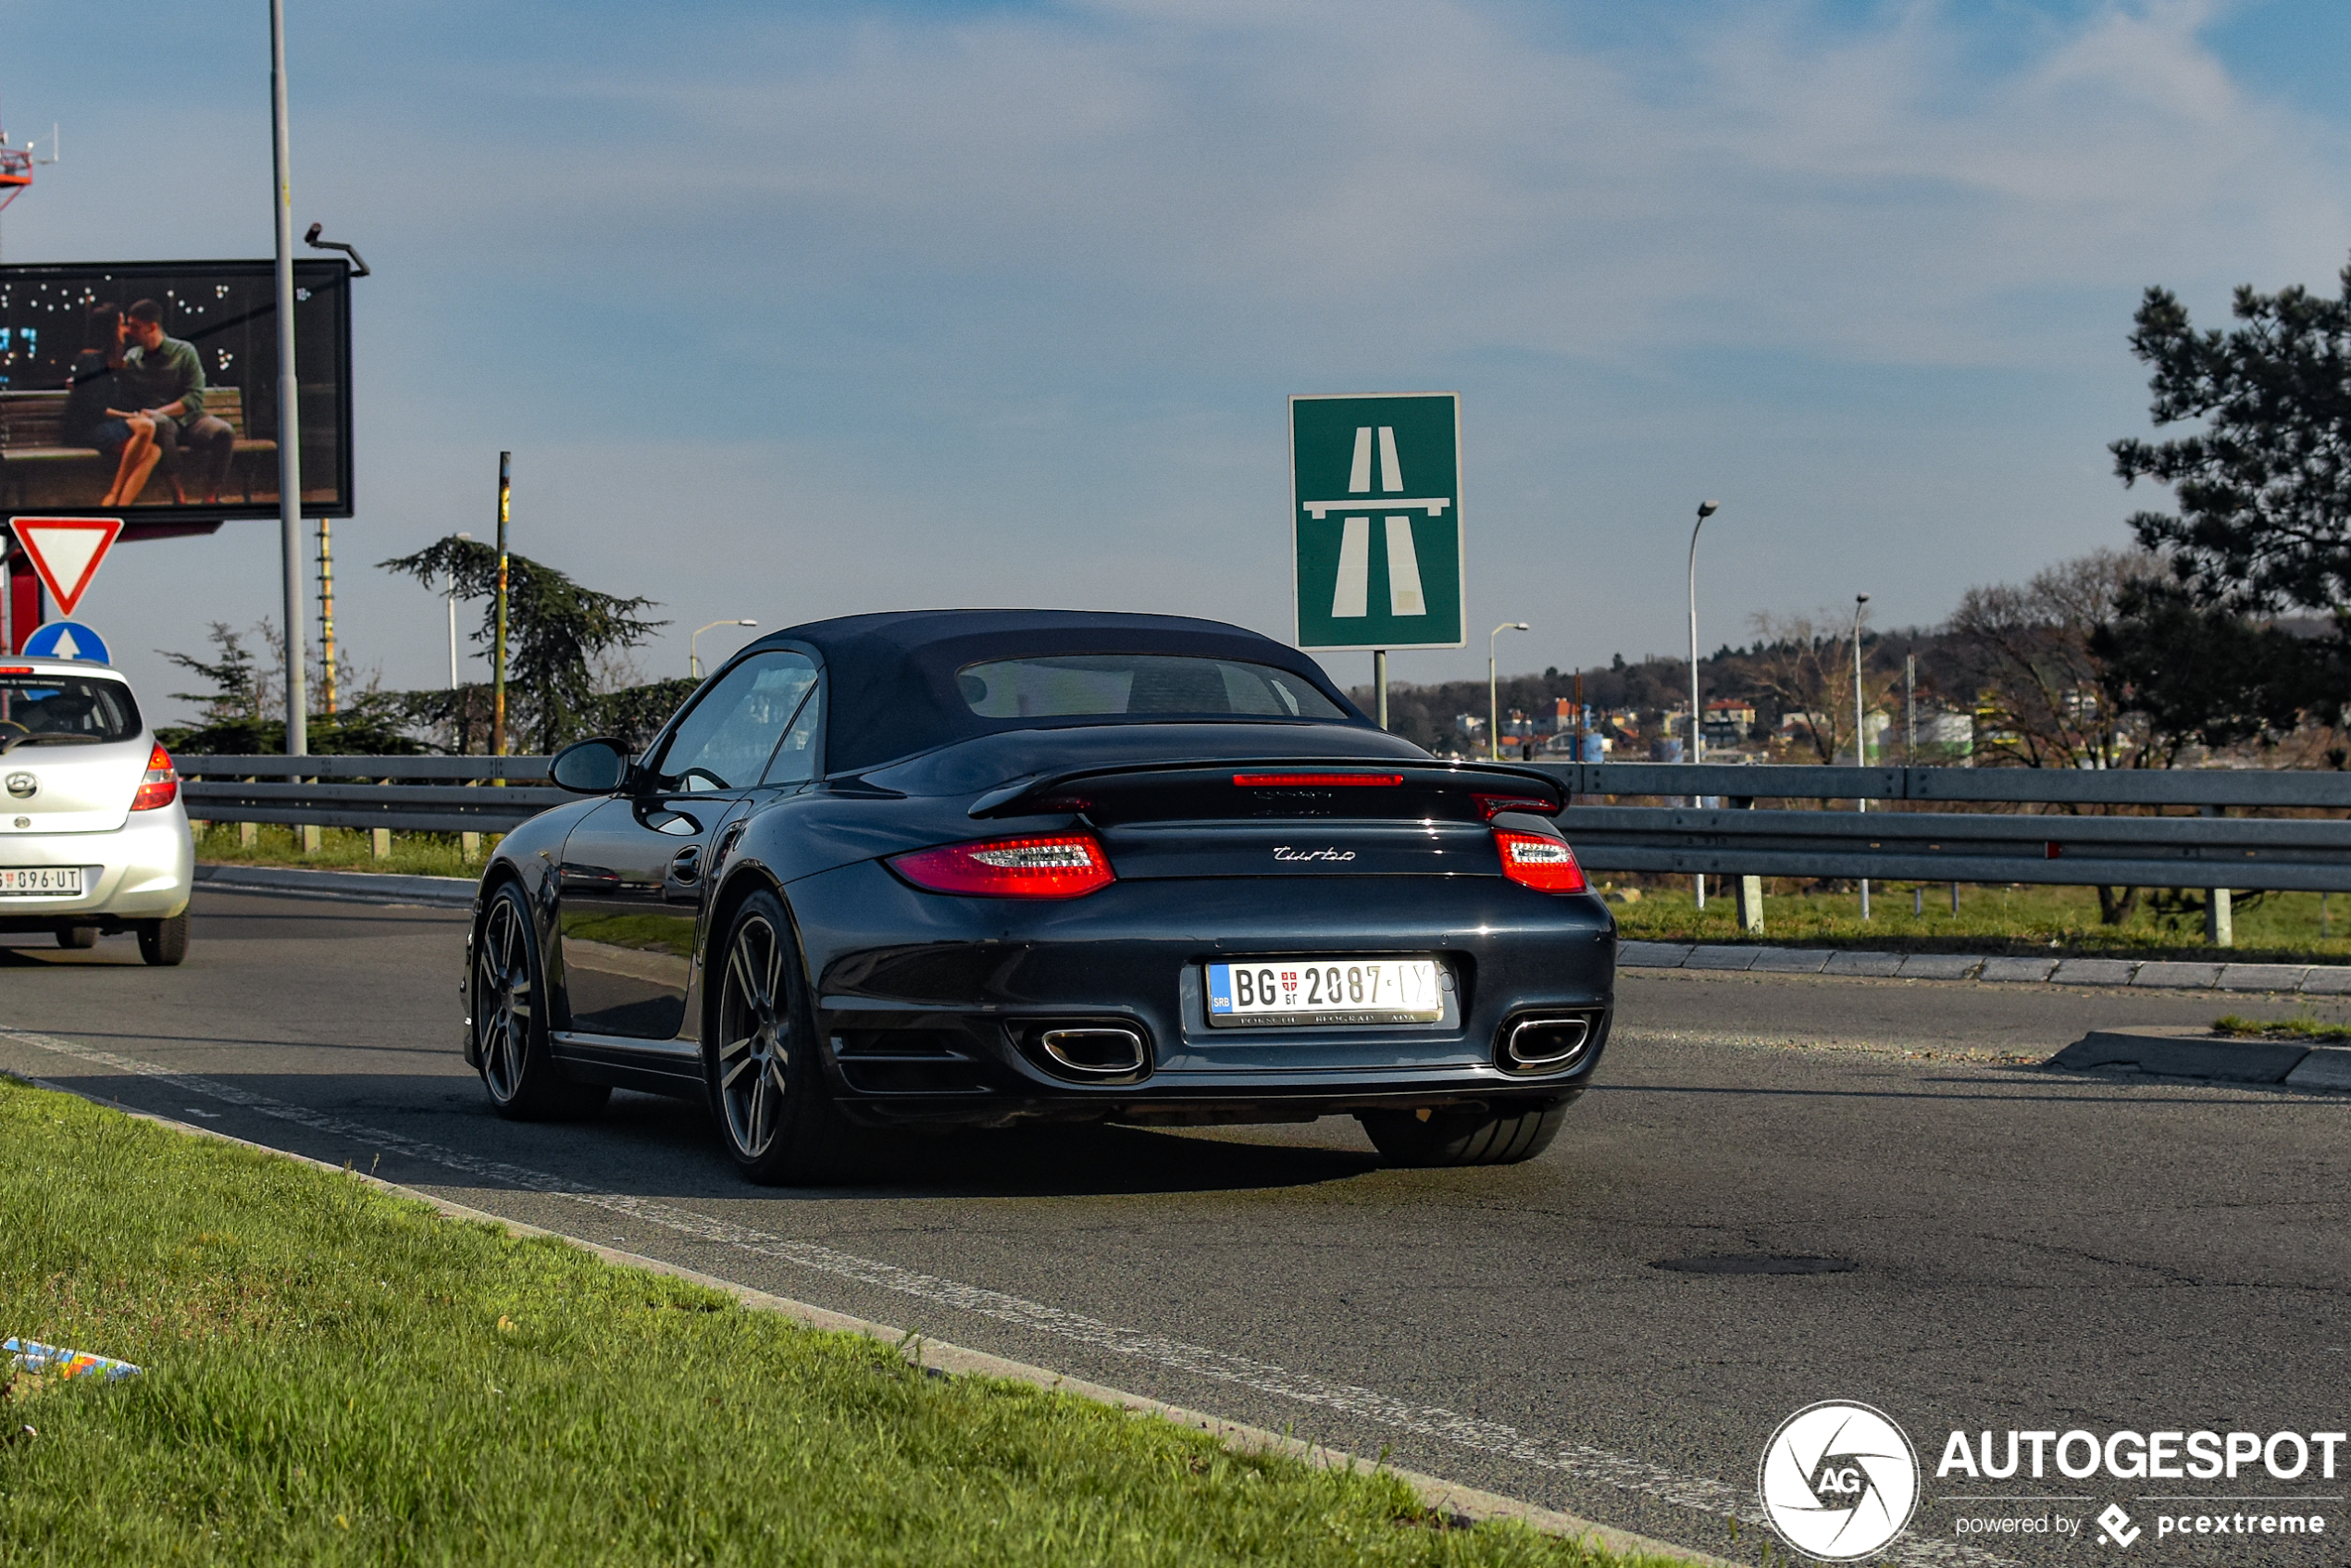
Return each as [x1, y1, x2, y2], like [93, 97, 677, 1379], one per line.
[269, 0, 306, 757]
[1853, 593, 1872, 921]
[1686, 500, 1721, 910]
[1686, 500, 1719, 765]
[448, 532, 470, 690]
[691, 619, 759, 679]
[1488, 621, 1528, 762]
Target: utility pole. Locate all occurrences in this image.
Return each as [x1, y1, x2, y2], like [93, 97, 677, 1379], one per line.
[270, 0, 307, 757]
[1373, 650, 1387, 730]
[1905, 653, 1915, 763]
[492, 454, 510, 757]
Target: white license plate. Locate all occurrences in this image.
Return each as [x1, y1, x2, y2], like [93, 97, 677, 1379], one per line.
[1206, 957, 1443, 1027]
[0, 865, 81, 896]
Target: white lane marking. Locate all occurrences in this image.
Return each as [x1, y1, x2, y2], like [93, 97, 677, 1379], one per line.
[1377, 425, 1404, 492]
[1348, 426, 1374, 493]
[1330, 516, 1371, 618]
[0, 1025, 2011, 1568]
[1384, 516, 1425, 616]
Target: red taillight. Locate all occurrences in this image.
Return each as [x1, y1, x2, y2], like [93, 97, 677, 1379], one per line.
[1494, 828, 1586, 893]
[1473, 793, 1560, 819]
[131, 742, 179, 811]
[889, 832, 1114, 899]
[1232, 772, 1403, 788]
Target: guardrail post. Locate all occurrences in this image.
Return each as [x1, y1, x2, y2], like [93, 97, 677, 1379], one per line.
[239, 822, 257, 849]
[2199, 805, 2233, 948]
[461, 831, 480, 859]
[1729, 796, 1763, 933]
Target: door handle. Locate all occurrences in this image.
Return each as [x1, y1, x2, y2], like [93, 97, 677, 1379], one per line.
[669, 845, 703, 885]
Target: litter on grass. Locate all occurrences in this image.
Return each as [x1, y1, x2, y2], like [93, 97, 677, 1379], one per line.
[5, 1338, 143, 1381]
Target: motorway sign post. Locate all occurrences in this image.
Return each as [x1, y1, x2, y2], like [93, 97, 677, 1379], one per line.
[1290, 394, 1463, 726]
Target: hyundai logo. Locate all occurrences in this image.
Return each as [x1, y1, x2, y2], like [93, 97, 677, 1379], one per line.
[4, 773, 34, 799]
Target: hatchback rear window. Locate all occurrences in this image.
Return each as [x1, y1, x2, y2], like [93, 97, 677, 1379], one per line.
[956, 655, 1345, 720]
[0, 672, 142, 749]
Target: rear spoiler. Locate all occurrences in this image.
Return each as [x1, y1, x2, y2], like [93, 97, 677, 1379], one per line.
[968, 758, 1565, 821]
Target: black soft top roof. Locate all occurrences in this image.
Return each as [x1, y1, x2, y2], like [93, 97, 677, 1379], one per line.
[744, 608, 1370, 774]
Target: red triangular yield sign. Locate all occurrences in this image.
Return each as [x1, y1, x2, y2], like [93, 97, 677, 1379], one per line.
[9, 516, 124, 617]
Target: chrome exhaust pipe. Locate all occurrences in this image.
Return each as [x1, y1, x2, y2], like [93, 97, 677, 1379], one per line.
[1038, 1026, 1148, 1078]
[1499, 1014, 1593, 1073]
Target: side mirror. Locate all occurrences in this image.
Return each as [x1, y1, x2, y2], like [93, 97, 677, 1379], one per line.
[549, 737, 631, 794]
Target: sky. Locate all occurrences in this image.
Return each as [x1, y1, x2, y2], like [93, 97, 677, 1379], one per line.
[3, 0, 2350, 722]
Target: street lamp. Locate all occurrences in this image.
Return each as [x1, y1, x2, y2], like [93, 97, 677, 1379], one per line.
[1488, 621, 1529, 762]
[1853, 593, 1872, 921]
[448, 533, 471, 690]
[1686, 500, 1719, 765]
[691, 619, 760, 679]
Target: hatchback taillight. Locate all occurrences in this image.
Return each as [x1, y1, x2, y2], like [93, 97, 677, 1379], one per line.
[1494, 828, 1586, 893]
[131, 743, 179, 811]
[889, 832, 1114, 899]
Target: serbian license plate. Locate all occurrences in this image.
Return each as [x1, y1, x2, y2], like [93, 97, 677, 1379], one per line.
[0, 866, 81, 896]
[1206, 957, 1443, 1027]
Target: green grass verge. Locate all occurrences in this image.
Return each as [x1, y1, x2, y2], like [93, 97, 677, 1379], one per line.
[193, 823, 495, 878]
[0, 1080, 1657, 1567]
[2210, 1014, 2351, 1042]
[1606, 881, 2351, 966]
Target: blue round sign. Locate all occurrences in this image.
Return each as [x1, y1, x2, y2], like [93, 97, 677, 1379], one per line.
[20, 621, 111, 666]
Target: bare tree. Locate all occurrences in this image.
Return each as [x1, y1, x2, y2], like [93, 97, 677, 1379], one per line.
[1745, 610, 1902, 765]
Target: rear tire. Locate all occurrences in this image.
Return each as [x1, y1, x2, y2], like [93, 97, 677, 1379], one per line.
[1357, 1102, 1569, 1167]
[136, 914, 189, 966]
[472, 883, 608, 1121]
[707, 888, 870, 1185]
[56, 925, 98, 950]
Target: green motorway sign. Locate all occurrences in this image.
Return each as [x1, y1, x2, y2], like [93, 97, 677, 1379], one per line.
[1290, 392, 1463, 651]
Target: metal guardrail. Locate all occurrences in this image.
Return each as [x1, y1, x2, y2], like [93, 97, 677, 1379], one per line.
[174, 754, 2351, 890]
[1524, 763, 2351, 891]
[179, 755, 565, 835]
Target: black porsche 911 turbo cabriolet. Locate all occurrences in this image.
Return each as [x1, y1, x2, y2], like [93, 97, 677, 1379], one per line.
[463, 608, 1615, 1183]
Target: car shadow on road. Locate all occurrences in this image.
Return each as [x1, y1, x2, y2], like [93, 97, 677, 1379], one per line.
[16, 1064, 1384, 1202]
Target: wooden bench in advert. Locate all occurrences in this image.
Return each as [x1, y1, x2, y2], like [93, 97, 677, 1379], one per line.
[0, 384, 279, 509]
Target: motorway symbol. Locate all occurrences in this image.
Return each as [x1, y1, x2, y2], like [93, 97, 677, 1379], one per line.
[1290, 394, 1463, 650]
[8, 516, 123, 617]
[20, 620, 111, 666]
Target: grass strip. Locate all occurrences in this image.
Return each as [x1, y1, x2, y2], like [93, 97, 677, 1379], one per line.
[192, 824, 493, 878]
[2209, 1014, 2351, 1042]
[1607, 882, 2351, 967]
[0, 1079, 1659, 1567]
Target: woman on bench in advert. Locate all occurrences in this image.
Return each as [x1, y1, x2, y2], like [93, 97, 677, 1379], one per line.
[61, 303, 163, 506]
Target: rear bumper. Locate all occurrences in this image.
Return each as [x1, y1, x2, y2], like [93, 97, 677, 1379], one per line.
[0, 806, 193, 933]
[784, 859, 1616, 1127]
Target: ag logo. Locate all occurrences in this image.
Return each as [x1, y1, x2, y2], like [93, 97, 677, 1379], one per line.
[1759, 1400, 1920, 1562]
[5, 772, 34, 799]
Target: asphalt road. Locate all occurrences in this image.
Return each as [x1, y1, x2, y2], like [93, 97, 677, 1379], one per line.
[3, 890, 2346, 1568]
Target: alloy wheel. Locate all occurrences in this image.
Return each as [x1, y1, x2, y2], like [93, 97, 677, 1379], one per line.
[475, 896, 533, 1102]
[717, 912, 791, 1158]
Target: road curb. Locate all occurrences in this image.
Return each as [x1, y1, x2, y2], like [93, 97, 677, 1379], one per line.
[2046, 1027, 2324, 1085]
[0, 1066, 1731, 1568]
[194, 862, 476, 909]
[1624, 940, 2351, 994]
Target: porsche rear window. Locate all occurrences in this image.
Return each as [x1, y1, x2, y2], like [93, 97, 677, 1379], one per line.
[0, 672, 141, 745]
[956, 655, 1345, 721]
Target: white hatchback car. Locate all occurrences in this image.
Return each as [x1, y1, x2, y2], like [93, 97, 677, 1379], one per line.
[0, 655, 193, 964]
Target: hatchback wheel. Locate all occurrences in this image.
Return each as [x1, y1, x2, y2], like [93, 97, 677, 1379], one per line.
[709, 889, 867, 1185]
[136, 914, 189, 966]
[473, 884, 607, 1120]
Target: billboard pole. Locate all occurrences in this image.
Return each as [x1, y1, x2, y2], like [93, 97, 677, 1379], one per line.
[269, 0, 307, 757]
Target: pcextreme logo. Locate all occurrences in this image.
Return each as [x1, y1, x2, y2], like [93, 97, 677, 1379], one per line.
[1759, 1401, 1921, 1562]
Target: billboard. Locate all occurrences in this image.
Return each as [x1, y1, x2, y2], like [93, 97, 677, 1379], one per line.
[0, 259, 353, 521]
